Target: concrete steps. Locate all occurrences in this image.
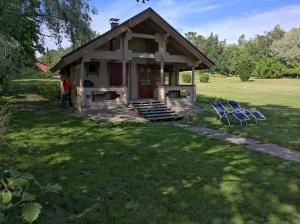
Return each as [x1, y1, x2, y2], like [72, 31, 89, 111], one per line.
[130, 100, 183, 121]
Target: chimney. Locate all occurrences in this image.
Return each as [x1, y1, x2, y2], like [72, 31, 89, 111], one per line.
[110, 18, 120, 29]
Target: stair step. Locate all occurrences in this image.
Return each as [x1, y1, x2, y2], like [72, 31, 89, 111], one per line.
[135, 107, 168, 111]
[144, 112, 178, 118]
[129, 100, 182, 122]
[130, 100, 160, 104]
[136, 108, 171, 113]
[137, 108, 172, 113]
[133, 104, 166, 108]
[148, 115, 183, 121]
[140, 110, 174, 115]
[131, 102, 162, 106]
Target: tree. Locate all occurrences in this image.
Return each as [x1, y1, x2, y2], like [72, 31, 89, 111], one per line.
[0, 0, 97, 80]
[38, 47, 73, 69]
[271, 28, 300, 62]
[42, 0, 98, 48]
[288, 61, 300, 78]
[238, 25, 285, 63]
[235, 50, 254, 81]
[252, 57, 286, 79]
[226, 45, 243, 75]
[185, 32, 227, 74]
[245, 34, 272, 62]
[268, 24, 285, 41]
[0, 34, 22, 91]
[238, 34, 246, 47]
[185, 32, 206, 51]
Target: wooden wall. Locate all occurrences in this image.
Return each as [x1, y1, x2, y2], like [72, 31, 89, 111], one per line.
[85, 62, 109, 86]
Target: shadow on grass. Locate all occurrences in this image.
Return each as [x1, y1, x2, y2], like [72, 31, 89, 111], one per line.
[188, 95, 300, 151]
[2, 102, 300, 223]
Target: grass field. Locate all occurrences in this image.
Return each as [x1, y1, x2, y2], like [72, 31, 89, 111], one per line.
[188, 75, 300, 150]
[1, 76, 300, 223]
[0, 99, 300, 223]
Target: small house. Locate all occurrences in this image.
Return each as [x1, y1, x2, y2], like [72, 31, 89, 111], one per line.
[51, 8, 213, 115]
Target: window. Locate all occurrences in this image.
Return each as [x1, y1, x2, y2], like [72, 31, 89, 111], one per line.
[164, 72, 170, 85]
[140, 67, 152, 85]
[87, 62, 99, 75]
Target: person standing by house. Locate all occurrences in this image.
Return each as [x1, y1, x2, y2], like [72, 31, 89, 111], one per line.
[60, 73, 73, 107]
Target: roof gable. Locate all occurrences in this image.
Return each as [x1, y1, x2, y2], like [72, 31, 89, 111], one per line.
[51, 8, 214, 71]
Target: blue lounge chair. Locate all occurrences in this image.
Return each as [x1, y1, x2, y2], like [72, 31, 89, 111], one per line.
[246, 108, 267, 124]
[228, 100, 266, 124]
[212, 101, 232, 126]
[212, 101, 249, 126]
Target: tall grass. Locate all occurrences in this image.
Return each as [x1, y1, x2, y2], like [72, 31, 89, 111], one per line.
[0, 105, 10, 147]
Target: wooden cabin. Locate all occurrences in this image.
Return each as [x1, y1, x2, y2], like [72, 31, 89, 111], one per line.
[51, 8, 214, 114]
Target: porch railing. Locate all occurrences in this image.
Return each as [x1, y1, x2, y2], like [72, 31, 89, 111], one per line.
[76, 86, 128, 107]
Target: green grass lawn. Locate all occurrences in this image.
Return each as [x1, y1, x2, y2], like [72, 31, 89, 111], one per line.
[188, 75, 300, 150]
[0, 93, 300, 223]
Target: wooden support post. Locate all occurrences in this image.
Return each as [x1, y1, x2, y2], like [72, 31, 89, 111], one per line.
[176, 67, 179, 85]
[122, 59, 126, 86]
[160, 61, 164, 86]
[122, 33, 130, 87]
[80, 60, 84, 87]
[192, 66, 195, 85]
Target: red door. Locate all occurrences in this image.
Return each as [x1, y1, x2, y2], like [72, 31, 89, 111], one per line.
[139, 65, 154, 98]
[110, 63, 122, 86]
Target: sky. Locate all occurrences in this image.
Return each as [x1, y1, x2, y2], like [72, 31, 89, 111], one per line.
[46, 0, 300, 49]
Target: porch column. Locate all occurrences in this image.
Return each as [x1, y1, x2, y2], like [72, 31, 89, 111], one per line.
[192, 66, 196, 102]
[160, 61, 164, 86]
[171, 65, 178, 86]
[122, 59, 126, 86]
[79, 60, 85, 87]
[192, 66, 195, 85]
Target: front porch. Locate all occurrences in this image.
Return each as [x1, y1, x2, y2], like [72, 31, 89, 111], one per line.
[73, 60, 197, 112]
[64, 29, 201, 113]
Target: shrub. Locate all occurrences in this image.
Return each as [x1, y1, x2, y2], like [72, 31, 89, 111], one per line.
[287, 60, 300, 78]
[181, 72, 191, 83]
[252, 57, 286, 79]
[199, 73, 209, 83]
[37, 85, 61, 101]
[42, 71, 54, 79]
[236, 52, 254, 81]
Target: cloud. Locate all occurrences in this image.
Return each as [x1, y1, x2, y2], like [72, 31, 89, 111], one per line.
[91, 0, 222, 34]
[184, 5, 300, 43]
[42, 1, 300, 51]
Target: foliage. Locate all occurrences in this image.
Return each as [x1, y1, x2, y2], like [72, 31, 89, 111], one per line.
[288, 60, 300, 77]
[0, 34, 23, 90]
[252, 58, 286, 78]
[186, 32, 228, 74]
[0, 0, 97, 78]
[199, 73, 209, 83]
[181, 71, 192, 83]
[37, 85, 61, 101]
[0, 169, 61, 223]
[243, 26, 283, 62]
[271, 28, 300, 62]
[185, 25, 290, 78]
[236, 51, 254, 81]
[226, 45, 243, 75]
[0, 105, 10, 148]
[38, 47, 73, 69]
[21, 202, 42, 223]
